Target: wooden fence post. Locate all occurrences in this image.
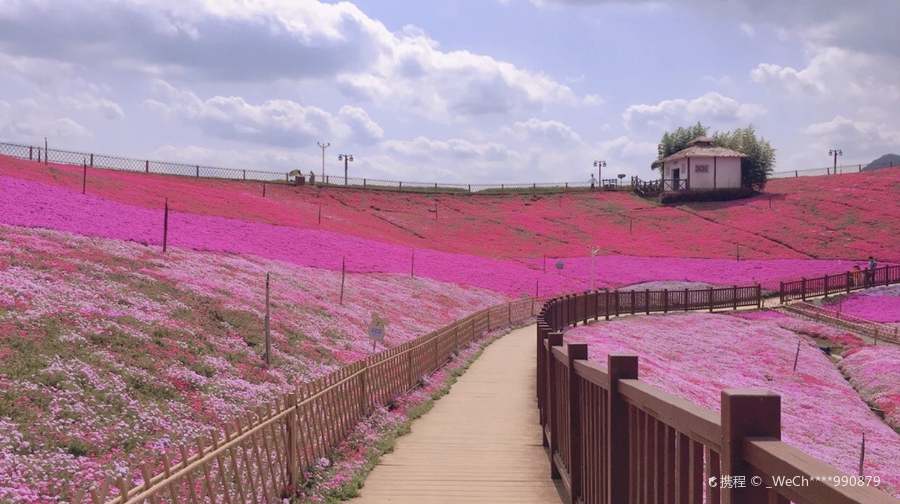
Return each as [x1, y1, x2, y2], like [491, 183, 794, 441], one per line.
[709, 287, 714, 312]
[801, 278, 807, 301]
[264, 273, 271, 367]
[568, 343, 588, 504]
[847, 272, 852, 293]
[721, 390, 781, 504]
[605, 290, 610, 321]
[340, 257, 346, 305]
[285, 393, 298, 490]
[664, 289, 669, 313]
[756, 284, 762, 309]
[630, 290, 636, 315]
[684, 287, 690, 311]
[645, 289, 650, 315]
[145, 160, 149, 173]
[733, 285, 738, 310]
[90, 153, 94, 167]
[615, 291, 620, 317]
[572, 294, 578, 327]
[584, 293, 590, 324]
[162, 198, 169, 253]
[547, 332, 564, 479]
[608, 354, 638, 504]
[779, 282, 784, 305]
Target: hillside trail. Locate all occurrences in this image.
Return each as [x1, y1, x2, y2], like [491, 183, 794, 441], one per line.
[350, 324, 566, 504]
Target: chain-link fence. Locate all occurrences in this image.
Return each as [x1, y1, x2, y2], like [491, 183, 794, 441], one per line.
[3, 140, 897, 194]
[0, 141, 290, 183]
[769, 160, 899, 179]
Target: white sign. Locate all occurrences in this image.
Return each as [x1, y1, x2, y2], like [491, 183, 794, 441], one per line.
[368, 312, 389, 343]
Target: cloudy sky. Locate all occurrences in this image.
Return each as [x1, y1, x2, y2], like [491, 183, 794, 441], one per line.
[1, 0, 897, 183]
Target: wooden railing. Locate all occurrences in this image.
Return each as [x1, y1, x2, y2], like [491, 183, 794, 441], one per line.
[537, 294, 900, 504]
[70, 296, 543, 504]
[540, 286, 762, 330]
[780, 265, 900, 303]
[780, 302, 900, 345]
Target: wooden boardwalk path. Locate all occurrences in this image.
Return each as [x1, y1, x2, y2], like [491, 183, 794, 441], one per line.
[351, 324, 565, 504]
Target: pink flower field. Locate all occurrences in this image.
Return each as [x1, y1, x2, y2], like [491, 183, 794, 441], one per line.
[0, 224, 509, 503]
[839, 346, 900, 430]
[823, 285, 900, 324]
[0, 175, 863, 295]
[2, 155, 898, 262]
[563, 313, 900, 497]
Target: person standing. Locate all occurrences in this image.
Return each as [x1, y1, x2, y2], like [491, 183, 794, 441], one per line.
[850, 265, 862, 288]
[867, 256, 877, 287]
[590, 174, 596, 191]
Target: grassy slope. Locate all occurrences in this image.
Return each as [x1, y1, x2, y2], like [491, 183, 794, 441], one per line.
[0, 224, 507, 503]
[2, 155, 898, 261]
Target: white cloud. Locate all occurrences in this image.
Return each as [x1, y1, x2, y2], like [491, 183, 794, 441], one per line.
[143, 81, 383, 146]
[0, 0, 595, 122]
[60, 94, 125, 120]
[751, 47, 900, 102]
[622, 92, 766, 131]
[0, 99, 93, 141]
[500, 118, 583, 145]
[803, 116, 900, 147]
[739, 23, 755, 38]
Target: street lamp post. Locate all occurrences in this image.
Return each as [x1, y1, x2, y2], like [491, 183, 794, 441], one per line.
[589, 246, 601, 291]
[338, 154, 354, 186]
[829, 149, 843, 174]
[317, 142, 330, 183]
[594, 160, 606, 184]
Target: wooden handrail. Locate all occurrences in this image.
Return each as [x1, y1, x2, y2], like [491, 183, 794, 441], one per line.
[743, 438, 900, 504]
[618, 379, 722, 452]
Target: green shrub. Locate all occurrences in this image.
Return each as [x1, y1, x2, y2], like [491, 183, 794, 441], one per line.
[661, 187, 758, 204]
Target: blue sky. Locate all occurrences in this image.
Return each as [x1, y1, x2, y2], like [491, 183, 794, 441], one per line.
[0, 0, 897, 183]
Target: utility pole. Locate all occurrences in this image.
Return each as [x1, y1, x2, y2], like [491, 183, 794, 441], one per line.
[317, 142, 330, 183]
[338, 154, 354, 186]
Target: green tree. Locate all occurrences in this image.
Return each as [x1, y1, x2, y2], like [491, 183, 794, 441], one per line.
[652, 122, 709, 173]
[653, 123, 776, 191]
[712, 125, 776, 191]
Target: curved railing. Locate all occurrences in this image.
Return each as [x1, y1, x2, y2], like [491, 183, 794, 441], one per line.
[536, 290, 899, 504]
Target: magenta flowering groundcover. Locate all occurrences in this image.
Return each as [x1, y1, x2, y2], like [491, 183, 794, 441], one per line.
[823, 285, 900, 324]
[564, 313, 900, 497]
[839, 346, 900, 430]
[2, 155, 899, 262]
[0, 224, 509, 503]
[0, 175, 862, 295]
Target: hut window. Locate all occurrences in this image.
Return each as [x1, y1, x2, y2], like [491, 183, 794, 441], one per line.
[695, 165, 709, 173]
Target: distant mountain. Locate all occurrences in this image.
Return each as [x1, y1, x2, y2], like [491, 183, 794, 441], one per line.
[863, 153, 900, 171]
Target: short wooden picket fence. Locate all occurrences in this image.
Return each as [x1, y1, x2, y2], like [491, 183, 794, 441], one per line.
[71, 297, 543, 504]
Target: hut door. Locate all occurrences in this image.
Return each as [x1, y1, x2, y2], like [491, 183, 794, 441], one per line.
[672, 168, 680, 189]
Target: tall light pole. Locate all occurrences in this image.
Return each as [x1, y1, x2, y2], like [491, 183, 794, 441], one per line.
[338, 154, 354, 186]
[317, 142, 330, 183]
[594, 160, 606, 182]
[589, 246, 601, 291]
[829, 149, 842, 173]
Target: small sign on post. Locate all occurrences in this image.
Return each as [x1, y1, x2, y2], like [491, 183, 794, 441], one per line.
[368, 312, 389, 352]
